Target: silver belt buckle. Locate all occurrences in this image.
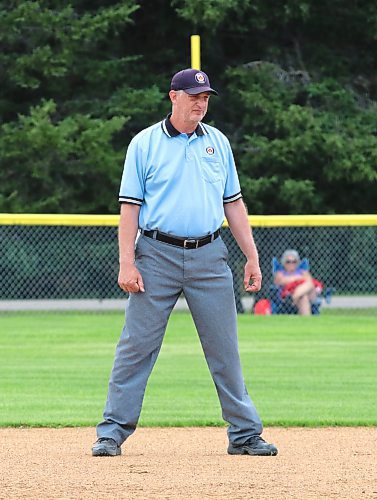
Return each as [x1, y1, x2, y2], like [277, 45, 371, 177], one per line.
[184, 238, 198, 249]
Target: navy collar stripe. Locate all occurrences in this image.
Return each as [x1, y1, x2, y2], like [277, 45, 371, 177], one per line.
[198, 122, 209, 135]
[161, 120, 171, 137]
[161, 114, 208, 138]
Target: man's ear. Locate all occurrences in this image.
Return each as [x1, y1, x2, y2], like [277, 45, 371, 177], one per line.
[169, 90, 177, 104]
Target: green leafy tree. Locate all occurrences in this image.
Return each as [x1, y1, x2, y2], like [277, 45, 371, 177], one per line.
[0, 99, 126, 212]
[225, 64, 377, 214]
[0, 1, 165, 213]
[1, 1, 376, 214]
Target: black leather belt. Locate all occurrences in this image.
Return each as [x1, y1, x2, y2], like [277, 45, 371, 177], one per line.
[141, 228, 221, 249]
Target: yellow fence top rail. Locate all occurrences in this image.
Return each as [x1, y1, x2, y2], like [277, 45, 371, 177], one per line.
[0, 214, 119, 226]
[244, 214, 377, 227]
[0, 213, 376, 227]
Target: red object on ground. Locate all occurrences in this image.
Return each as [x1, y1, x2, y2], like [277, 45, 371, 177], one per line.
[254, 298, 272, 315]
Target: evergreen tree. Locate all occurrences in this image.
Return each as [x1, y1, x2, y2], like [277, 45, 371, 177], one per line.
[1, 1, 376, 214]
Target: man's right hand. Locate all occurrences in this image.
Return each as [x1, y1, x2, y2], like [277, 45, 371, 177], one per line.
[118, 263, 145, 293]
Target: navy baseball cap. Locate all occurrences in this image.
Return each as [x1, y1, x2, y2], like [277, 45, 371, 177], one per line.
[170, 68, 218, 96]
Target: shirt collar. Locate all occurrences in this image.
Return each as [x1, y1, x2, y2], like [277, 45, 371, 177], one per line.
[161, 113, 209, 138]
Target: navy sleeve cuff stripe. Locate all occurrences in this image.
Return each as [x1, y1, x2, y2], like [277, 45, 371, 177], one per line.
[119, 201, 143, 206]
[119, 196, 143, 205]
[223, 192, 242, 203]
[119, 195, 143, 202]
[223, 191, 241, 200]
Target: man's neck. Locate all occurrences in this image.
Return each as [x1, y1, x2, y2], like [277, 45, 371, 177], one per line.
[169, 113, 198, 134]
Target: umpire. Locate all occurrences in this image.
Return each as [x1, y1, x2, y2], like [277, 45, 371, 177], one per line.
[92, 68, 278, 457]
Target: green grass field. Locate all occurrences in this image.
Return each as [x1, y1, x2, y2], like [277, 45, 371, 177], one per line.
[0, 311, 376, 427]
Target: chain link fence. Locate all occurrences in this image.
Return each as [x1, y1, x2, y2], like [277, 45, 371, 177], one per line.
[223, 225, 377, 313]
[0, 216, 376, 311]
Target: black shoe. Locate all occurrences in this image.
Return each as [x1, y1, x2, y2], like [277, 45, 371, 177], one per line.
[92, 437, 121, 457]
[228, 435, 278, 456]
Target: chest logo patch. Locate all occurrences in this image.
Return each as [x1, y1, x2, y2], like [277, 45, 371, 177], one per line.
[206, 146, 215, 155]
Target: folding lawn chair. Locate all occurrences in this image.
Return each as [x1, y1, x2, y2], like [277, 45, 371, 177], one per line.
[269, 257, 332, 315]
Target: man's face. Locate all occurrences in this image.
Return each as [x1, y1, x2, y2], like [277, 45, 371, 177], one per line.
[169, 90, 210, 124]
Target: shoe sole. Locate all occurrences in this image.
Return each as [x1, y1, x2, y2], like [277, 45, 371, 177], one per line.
[228, 445, 278, 456]
[92, 447, 121, 457]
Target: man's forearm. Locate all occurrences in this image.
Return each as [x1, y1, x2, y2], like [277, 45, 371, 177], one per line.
[118, 204, 140, 266]
[224, 199, 262, 292]
[224, 199, 259, 263]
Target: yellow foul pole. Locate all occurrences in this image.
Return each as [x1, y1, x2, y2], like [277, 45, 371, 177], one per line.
[191, 35, 201, 70]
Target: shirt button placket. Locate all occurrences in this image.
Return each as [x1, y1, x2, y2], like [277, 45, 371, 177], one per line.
[186, 137, 193, 161]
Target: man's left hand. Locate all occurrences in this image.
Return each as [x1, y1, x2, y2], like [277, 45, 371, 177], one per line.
[244, 260, 262, 292]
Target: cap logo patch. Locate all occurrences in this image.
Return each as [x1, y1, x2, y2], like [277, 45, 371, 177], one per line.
[195, 72, 206, 84]
[206, 146, 214, 155]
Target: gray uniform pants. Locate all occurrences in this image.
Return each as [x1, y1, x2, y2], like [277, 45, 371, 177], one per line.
[96, 235, 263, 445]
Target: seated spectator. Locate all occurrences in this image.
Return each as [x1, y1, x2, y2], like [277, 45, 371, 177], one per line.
[274, 249, 323, 316]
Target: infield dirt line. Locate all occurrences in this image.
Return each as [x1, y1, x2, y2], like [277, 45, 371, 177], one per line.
[1, 427, 376, 499]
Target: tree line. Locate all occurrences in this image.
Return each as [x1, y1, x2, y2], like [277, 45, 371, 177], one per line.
[1, 0, 376, 215]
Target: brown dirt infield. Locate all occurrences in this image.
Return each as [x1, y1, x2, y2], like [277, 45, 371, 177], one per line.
[1, 427, 376, 499]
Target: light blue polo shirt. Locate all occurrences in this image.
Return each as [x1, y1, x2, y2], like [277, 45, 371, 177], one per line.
[119, 115, 242, 237]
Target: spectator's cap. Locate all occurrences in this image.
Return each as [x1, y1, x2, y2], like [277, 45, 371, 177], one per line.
[170, 69, 218, 96]
[281, 249, 300, 264]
